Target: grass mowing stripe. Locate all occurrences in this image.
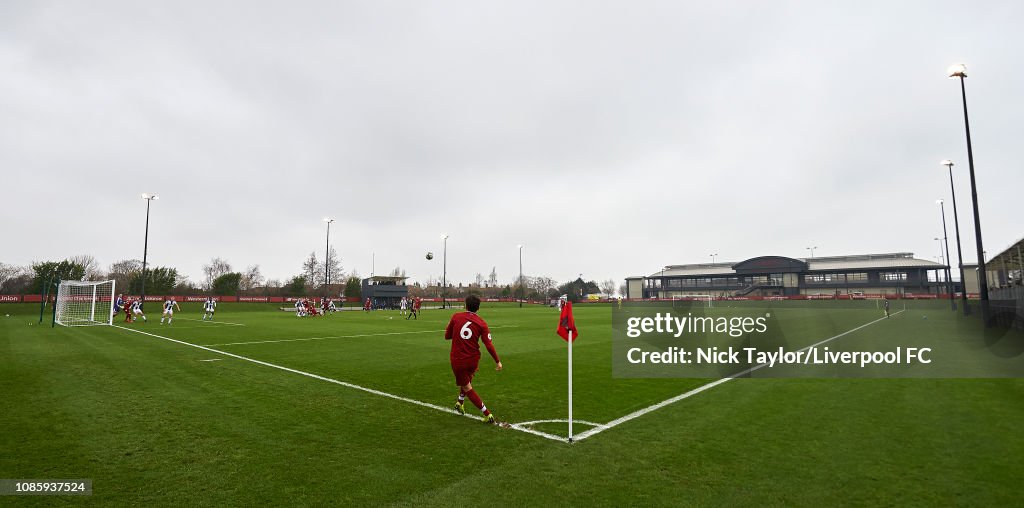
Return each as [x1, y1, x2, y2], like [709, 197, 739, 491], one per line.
[574, 309, 906, 442]
[172, 317, 247, 326]
[203, 325, 520, 347]
[112, 324, 566, 443]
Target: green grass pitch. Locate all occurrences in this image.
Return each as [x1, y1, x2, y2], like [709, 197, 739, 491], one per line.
[2, 300, 1023, 506]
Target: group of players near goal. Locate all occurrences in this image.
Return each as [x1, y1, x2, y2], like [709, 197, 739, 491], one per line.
[112, 294, 218, 325]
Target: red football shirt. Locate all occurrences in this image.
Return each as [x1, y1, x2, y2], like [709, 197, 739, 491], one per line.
[445, 311, 499, 364]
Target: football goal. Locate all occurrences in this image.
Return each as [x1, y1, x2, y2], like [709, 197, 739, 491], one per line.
[55, 280, 116, 326]
[671, 294, 714, 308]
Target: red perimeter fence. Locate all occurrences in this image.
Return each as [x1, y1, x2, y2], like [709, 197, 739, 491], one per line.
[1, 294, 978, 304]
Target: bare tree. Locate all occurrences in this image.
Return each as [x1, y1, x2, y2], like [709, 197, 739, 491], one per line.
[474, 273, 484, 287]
[323, 247, 344, 285]
[108, 259, 142, 292]
[302, 252, 322, 286]
[531, 276, 557, 297]
[600, 279, 617, 297]
[68, 255, 103, 280]
[202, 257, 233, 290]
[388, 266, 406, 277]
[619, 282, 628, 298]
[0, 263, 31, 293]
[488, 267, 498, 287]
[240, 265, 265, 291]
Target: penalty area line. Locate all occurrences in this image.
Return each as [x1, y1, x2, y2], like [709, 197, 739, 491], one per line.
[112, 325, 563, 443]
[573, 309, 906, 442]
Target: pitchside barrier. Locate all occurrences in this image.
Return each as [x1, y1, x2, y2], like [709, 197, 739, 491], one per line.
[0, 294, 982, 304]
[0, 295, 550, 304]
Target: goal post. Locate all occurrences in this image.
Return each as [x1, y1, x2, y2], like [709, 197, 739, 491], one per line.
[55, 280, 116, 326]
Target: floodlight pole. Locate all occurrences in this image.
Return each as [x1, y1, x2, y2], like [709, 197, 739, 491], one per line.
[323, 218, 334, 297]
[943, 161, 969, 314]
[518, 244, 523, 308]
[806, 246, 817, 258]
[949, 65, 990, 325]
[140, 193, 158, 309]
[442, 235, 448, 310]
[937, 201, 955, 310]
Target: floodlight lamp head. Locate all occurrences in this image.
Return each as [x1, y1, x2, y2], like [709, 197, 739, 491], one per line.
[947, 63, 967, 78]
[941, 159, 954, 168]
[323, 217, 334, 223]
[936, 199, 944, 205]
[141, 193, 159, 200]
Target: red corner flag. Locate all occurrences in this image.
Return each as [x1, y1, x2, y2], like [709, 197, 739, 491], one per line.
[557, 300, 578, 342]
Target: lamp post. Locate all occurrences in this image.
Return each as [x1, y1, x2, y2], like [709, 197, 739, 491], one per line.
[806, 246, 818, 258]
[942, 160, 969, 314]
[140, 193, 158, 309]
[948, 63, 990, 325]
[936, 200, 955, 310]
[710, 253, 718, 263]
[323, 218, 334, 297]
[441, 234, 448, 309]
[517, 244, 523, 308]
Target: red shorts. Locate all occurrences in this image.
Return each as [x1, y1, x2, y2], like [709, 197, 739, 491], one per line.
[451, 360, 479, 386]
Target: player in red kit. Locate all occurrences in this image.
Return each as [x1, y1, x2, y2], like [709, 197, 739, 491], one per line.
[445, 295, 503, 424]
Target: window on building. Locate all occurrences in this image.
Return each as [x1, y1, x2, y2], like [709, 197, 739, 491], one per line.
[846, 273, 868, 282]
[881, 272, 907, 281]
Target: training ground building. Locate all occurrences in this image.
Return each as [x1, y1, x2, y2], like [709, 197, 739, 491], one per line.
[625, 253, 950, 300]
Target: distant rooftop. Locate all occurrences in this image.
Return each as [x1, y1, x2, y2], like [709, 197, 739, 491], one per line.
[642, 253, 944, 278]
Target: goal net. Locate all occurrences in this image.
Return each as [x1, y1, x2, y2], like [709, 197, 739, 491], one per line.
[55, 280, 116, 326]
[671, 294, 714, 308]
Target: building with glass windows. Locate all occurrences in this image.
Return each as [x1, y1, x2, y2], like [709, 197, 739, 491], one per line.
[625, 253, 947, 299]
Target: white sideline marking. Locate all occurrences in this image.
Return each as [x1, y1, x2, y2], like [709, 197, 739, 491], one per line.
[572, 310, 906, 442]
[112, 325, 563, 442]
[199, 359, 223, 362]
[203, 325, 520, 347]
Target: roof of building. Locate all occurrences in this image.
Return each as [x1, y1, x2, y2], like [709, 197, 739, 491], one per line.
[643, 253, 944, 278]
[364, 276, 409, 283]
[986, 236, 1024, 270]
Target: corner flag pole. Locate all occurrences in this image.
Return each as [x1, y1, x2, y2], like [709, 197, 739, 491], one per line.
[568, 328, 573, 444]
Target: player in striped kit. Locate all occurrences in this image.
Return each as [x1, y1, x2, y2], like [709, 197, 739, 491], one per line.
[202, 297, 217, 321]
[160, 298, 180, 325]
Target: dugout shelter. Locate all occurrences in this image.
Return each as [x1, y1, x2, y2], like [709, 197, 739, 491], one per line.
[361, 276, 409, 310]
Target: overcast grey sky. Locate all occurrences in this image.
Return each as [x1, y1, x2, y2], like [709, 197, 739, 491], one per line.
[2, 1, 1022, 288]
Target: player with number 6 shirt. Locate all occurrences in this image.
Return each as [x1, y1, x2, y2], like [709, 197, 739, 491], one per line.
[445, 294, 503, 424]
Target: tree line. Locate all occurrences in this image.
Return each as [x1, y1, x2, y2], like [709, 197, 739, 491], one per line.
[1, 254, 624, 301]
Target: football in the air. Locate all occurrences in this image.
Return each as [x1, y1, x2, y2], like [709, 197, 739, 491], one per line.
[426, 252, 434, 260]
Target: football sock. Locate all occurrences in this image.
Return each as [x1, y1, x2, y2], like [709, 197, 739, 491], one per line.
[465, 389, 488, 415]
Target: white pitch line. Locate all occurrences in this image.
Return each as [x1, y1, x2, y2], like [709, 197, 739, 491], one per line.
[203, 325, 520, 347]
[573, 310, 905, 442]
[111, 325, 557, 440]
